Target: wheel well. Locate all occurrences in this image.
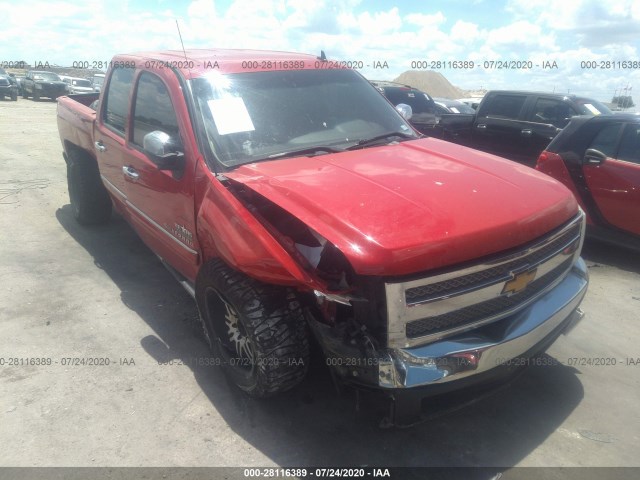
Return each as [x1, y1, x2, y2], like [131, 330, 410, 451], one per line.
[63, 141, 97, 167]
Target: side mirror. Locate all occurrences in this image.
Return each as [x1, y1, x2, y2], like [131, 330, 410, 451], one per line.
[143, 131, 184, 171]
[396, 103, 413, 121]
[583, 148, 607, 165]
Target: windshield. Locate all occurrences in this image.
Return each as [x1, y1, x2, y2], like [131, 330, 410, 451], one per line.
[575, 99, 612, 116]
[33, 72, 61, 81]
[93, 76, 104, 86]
[191, 69, 417, 167]
[73, 79, 92, 87]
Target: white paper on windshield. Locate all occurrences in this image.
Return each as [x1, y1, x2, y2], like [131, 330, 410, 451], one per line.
[583, 103, 601, 115]
[207, 97, 255, 135]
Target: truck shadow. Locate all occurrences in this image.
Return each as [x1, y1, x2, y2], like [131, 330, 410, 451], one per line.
[581, 239, 640, 274]
[57, 204, 585, 468]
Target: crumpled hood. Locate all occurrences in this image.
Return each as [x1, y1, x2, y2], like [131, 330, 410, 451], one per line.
[226, 137, 577, 276]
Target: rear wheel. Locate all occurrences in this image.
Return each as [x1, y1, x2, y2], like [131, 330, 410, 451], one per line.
[196, 260, 310, 397]
[66, 150, 112, 225]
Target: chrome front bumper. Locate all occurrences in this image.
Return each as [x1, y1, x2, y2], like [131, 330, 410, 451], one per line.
[376, 257, 588, 389]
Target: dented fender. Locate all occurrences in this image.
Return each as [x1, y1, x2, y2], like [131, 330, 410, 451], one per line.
[194, 161, 327, 289]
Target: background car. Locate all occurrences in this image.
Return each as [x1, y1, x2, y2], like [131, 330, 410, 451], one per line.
[536, 114, 640, 250]
[62, 77, 94, 94]
[370, 80, 438, 134]
[90, 73, 105, 92]
[433, 97, 476, 114]
[22, 71, 68, 101]
[0, 74, 18, 102]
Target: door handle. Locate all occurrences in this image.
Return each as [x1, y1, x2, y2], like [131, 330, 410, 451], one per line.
[95, 141, 106, 152]
[476, 124, 487, 129]
[521, 129, 532, 136]
[122, 166, 140, 180]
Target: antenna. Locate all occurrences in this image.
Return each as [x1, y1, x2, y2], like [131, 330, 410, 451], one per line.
[176, 19, 189, 62]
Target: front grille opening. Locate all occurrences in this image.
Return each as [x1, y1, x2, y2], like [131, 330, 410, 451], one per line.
[405, 258, 573, 339]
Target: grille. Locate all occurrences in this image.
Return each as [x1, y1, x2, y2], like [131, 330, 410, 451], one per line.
[404, 222, 580, 306]
[406, 258, 573, 338]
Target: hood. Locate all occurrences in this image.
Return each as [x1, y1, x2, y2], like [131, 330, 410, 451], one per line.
[226, 137, 577, 276]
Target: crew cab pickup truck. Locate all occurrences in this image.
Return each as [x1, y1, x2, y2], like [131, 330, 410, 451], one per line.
[57, 50, 589, 425]
[428, 91, 612, 166]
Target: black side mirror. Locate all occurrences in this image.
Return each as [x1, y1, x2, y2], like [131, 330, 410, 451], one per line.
[584, 148, 607, 165]
[143, 131, 184, 171]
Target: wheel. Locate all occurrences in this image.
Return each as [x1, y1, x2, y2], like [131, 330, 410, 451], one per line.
[33, 90, 39, 101]
[196, 260, 310, 397]
[66, 150, 112, 225]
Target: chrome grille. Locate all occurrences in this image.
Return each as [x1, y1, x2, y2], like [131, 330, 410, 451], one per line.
[406, 258, 573, 338]
[404, 222, 581, 306]
[385, 212, 585, 349]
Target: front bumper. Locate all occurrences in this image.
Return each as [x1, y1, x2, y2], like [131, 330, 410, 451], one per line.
[311, 258, 588, 393]
[378, 258, 588, 389]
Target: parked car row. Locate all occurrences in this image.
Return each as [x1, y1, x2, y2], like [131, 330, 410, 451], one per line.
[0, 70, 105, 101]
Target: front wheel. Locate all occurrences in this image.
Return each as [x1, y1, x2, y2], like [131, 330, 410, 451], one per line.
[196, 260, 310, 397]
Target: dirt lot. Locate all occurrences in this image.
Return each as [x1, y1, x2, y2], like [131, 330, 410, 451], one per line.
[1, 98, 639, 470]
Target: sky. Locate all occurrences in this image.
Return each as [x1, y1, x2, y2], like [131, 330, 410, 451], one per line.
[3, 0, 640, 105]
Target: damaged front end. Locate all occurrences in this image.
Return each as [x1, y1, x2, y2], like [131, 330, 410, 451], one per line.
[221, 177, 589, 427]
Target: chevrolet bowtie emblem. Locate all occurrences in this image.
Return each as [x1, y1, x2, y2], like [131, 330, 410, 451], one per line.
[502, 269, 537, 295]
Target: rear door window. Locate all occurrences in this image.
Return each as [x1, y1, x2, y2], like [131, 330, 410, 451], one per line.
[102, 67, 135, 135]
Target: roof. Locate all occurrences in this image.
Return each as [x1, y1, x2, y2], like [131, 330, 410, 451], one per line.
[113, 49, 330, 79]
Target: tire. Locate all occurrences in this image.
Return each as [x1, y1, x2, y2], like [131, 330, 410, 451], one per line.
[66, 150, 112, 225]
[196, 260, 310, 397]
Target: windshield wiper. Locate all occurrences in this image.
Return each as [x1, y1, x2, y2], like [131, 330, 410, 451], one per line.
[347, 131, 419, 150]
[266, 145, 344, 160]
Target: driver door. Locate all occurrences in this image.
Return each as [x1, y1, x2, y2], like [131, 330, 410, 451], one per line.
[121, 71, 200, 280]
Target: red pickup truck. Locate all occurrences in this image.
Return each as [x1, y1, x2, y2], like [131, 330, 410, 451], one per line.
[57, 49, 589, 426]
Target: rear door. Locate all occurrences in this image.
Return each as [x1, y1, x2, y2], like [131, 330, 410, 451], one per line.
[583, 122, 640, 236]
[119, 70, 200, 280]
[473, 93, 532, 163]
[94, 67, 136, 211]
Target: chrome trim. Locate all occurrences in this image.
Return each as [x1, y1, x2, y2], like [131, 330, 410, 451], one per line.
[386, 212, 585, 349]
[100, 174, 197, 257]
[126, 201, 198, 256]
[376, 258, 588, 388]
[101, 175, 126, 199]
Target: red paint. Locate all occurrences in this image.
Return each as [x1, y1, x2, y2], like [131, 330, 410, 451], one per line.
[58, 49, 579, 291]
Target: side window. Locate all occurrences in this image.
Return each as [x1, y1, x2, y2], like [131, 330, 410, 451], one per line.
[102, 67, 135, 135]
[588, 123, 624, 158]
[481, 94, 526, 119]
[616, 124, 640, 165]
[531, 98, 576, 128]
[131, 72, 181, 148]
